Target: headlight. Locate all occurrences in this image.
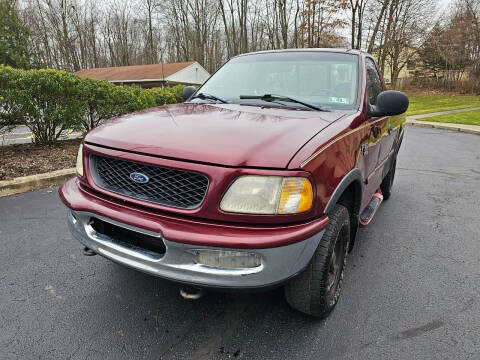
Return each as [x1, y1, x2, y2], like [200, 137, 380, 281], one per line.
[220, 176, 313, 215]
[76, 144, 84, 176]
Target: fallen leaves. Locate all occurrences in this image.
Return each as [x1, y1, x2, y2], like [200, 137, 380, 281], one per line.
[0, 139, 82, 181]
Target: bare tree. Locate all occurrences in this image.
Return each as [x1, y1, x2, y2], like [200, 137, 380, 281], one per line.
[366, 0, 390, 53]
[364, 0, 430, 88]
[18, 0, 478, 94]
[141, 0, 160, 64]
[299, 0, 349, 48]
[349, 0, 368, 49]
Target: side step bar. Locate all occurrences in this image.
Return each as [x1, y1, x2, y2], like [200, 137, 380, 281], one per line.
[359, 191, 384, 226]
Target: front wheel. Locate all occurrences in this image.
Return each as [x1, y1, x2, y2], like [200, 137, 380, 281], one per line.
[284, 204, 350, 318]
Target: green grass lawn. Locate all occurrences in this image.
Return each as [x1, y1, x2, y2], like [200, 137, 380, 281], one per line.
[406, 94, 480, 116]
[418, 109, 480, 126]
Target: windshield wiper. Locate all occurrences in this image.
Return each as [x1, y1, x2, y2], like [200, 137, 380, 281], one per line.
[239, 94, 329, 111]
[190, 92, 229, 104]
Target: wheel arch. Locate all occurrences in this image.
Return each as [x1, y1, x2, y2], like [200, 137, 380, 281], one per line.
[324, 168, 363, 250]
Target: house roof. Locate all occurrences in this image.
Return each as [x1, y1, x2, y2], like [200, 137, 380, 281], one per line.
[75, 61, 195, 82]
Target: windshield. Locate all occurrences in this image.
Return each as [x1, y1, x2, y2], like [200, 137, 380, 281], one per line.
[191, 51, 359, 111]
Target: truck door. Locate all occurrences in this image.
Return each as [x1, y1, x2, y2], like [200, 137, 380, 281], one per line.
[367, 58, 396, 168]
[361, 57, 389, 208]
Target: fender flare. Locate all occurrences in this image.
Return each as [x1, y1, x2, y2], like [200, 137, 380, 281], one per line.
[324, 168, 363, 216]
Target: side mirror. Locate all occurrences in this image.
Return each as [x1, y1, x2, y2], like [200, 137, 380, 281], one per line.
[369, 90, 409, 117]
[182, 86, 197, 102]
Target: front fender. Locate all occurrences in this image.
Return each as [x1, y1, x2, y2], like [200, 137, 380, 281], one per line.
[324, 168, 363, 215]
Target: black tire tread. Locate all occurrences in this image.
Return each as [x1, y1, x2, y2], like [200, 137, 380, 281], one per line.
[284, 204, 350, 317]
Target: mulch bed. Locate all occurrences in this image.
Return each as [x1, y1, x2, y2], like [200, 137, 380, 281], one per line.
[0, 139, 82, 181]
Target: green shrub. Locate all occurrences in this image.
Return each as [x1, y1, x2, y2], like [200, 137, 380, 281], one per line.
[0, 66, 85, 144]
[148, 87, 177, 105]
[77, 84, 180, 133]
[78, 78, 122, 132]
[0, 66, 181, 144]
[0, 65, 23, 129]
[126, 86, 155, 111]
[78, 79, 158, 132]
[167, 84, 188, 102]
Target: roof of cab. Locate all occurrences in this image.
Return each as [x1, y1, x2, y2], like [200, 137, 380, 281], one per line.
[233, 48, 368, 59]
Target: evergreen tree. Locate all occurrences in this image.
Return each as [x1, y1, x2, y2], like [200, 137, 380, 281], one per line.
[0, 0, 31, 68]
[418, 23, 447, 78]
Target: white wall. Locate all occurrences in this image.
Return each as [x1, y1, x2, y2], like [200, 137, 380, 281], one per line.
[166, 62, 211, 85]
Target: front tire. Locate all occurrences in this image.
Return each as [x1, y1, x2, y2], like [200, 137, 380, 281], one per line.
[284, 204, 350, 318]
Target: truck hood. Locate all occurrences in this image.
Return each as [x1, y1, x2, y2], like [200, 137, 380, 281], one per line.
[85, 103, 343, 168]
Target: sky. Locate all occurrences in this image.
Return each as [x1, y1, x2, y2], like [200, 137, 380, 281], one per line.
[437, 0, 454, 17]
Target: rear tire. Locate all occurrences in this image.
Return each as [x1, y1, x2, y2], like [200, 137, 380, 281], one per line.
[380, 157, 397, 200]
[284, 204, 350, 318]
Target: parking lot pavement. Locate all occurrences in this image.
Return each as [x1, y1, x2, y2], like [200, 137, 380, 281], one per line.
[1, 126, 479, 359]
[0, 126, 81, 145]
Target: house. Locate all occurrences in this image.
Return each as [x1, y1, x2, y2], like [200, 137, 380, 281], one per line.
[75, 61, 211, 88]
[377, 47, 420, 86]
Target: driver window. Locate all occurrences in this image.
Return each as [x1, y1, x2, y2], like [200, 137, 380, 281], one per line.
[365, 58, 382, 105]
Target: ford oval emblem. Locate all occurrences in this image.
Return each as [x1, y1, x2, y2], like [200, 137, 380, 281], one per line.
[129, 172, 149, 184]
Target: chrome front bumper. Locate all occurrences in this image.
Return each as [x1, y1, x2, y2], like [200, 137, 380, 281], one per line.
[67, 210, 324, 288]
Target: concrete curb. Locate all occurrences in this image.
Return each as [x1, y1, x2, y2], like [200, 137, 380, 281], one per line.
[0, 168, 76, 197]
[406, 119, 480, 135]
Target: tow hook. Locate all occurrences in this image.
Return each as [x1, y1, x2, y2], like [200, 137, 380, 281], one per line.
[180, 286, 203, 300]
[82, 246, 97, 256]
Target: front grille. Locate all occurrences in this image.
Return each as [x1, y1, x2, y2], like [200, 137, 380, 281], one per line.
[89, 154, 209, 209]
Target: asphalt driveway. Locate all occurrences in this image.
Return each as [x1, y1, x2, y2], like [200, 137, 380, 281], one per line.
[0, 126, 81, 145]
[1, 126, 479, 359]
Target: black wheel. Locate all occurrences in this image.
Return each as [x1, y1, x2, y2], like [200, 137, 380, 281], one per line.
[380, 157, 397, 200]
[284, 204, 350, 318]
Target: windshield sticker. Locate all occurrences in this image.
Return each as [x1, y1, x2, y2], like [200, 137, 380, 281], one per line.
[328, 97, 349, 104]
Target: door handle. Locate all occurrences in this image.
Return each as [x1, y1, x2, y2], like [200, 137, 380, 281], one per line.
[361, 143, 369, 156]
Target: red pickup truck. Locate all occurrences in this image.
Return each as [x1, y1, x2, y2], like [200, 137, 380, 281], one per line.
[59, 49, 408, 318]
